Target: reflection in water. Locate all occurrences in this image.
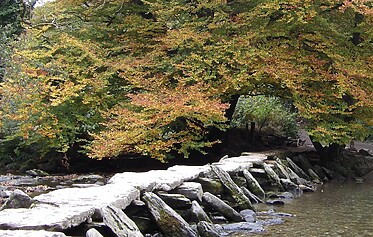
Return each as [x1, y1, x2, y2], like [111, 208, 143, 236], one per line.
[248, 182, 373, 237]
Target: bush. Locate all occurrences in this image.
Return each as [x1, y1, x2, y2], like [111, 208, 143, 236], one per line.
[231, 95, 298, 138]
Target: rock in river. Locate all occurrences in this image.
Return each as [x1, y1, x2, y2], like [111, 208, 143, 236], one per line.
[202, 192, 244, 222]
[1, 189, 32, 210]
[142, 192, 197, 237]
[102, 205, 143, 237]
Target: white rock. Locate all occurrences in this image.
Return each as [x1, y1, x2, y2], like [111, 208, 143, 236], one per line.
[174, 182, 203, 201]
[0, 230, 66, 237]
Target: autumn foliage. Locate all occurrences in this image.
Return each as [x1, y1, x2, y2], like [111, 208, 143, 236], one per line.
[0, 0, 372, 162]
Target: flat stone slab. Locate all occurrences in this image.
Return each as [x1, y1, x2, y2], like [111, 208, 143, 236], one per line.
[35, 184, 140, 209]
[0, 205, 94, 230]
[110, 166, 210, 192]
[0, 230, 67, 237]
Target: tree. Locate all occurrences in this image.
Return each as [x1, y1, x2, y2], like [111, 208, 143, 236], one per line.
[0, 0, 372, 164]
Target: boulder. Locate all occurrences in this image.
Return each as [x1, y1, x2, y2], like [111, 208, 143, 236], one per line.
[197, 221, 222, 237]
[243, 170, 265, 199]
[142, 192, 197, 237]
[102, 205, 143, 237]
[174, 182, 203, 202]
[156, 192, 192, 209]
[195, 177, 224, 196]
[86, 228, 104, 237]
[202, 192, 244, 222]
[263, 164, 284, 191]
[218, 222, 264, 234]
[299, 184, 316, 192]
[312, 165, 328, 181]
[25, 169, 49, 177]
[275, 159, 291, 180]
[124, 200, 148, 217]
[286, 167, 306, 185]
[239, 209, 256, 222]
[241, 186, 263, 204]
[210, 165, 254, 210]
[190, 200, 212, 223]
[308, 168, 322, 183]
[286, 158, 310, 180]
[1, 189, 32, 210]
[280, 179, 298, 192]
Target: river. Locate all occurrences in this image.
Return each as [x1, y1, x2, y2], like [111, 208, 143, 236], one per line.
[244, 181, 373, 237]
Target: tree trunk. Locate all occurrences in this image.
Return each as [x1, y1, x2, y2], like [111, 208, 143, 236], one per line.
[310, 137, 345, 164]
[224, 95, 240, 122]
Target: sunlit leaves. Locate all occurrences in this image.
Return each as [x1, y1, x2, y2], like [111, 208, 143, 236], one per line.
[0, 0, 372, 162]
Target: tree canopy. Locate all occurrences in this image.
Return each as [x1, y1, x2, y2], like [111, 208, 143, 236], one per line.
[0, 0, 372, 162]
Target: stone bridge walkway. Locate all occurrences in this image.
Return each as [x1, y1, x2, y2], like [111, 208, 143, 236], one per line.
[0, 153, 267, 237]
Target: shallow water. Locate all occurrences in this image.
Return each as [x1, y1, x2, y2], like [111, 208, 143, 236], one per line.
[247, 181, 373, 237]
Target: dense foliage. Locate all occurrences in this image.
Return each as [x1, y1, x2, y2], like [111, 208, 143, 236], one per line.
[231, 96, 298, 138]
[0, 0, 372, 164]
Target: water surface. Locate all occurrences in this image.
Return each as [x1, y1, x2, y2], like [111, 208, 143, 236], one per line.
[250, 181, 373, 237]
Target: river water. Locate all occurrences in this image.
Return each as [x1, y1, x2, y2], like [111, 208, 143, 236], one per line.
[245, 181, 373, 237]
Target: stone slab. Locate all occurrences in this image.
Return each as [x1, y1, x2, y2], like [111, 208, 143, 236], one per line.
[34, 184, 140, 210]
[0, 230, 67, 237]
[0, 205, 94, 231]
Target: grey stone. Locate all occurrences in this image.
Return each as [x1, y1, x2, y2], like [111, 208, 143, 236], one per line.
[210, 165, 254, 210]
[243, 170, 265, 199]
[0, 230, 67, 237]
[1, 189, 32, 210]
[299, 184, 316, 192]
[308, 168, 322, 183]
[156, 192, 192, 209]
[142, 192, 197, 237]
[0, 190, 11, 198]
[72, 174, 105, 183]
[197, 221, 221, 237]
[286, 158, 310, 180]
[202, 192, 244, 222]
[35, 184, 140, 210]
[286, 167, 305, 185]
[195, 177, 224, 196]
[312, 165, 328, 181]
[174, 182, 203, 202]
[0, 205, 95, 230]
[263, 163, 284, 191]
[190, 200, 212, 223]
[86, 228, 104, 237]
[25, 169, 49, 177]
[280, 178, 298, 191]
[275, 159, 291, 180]
[219, 222, 264, 234]
[102, 205, 143, 237]
[241, 186, 263, 204]
[239, 209, 256, 222]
